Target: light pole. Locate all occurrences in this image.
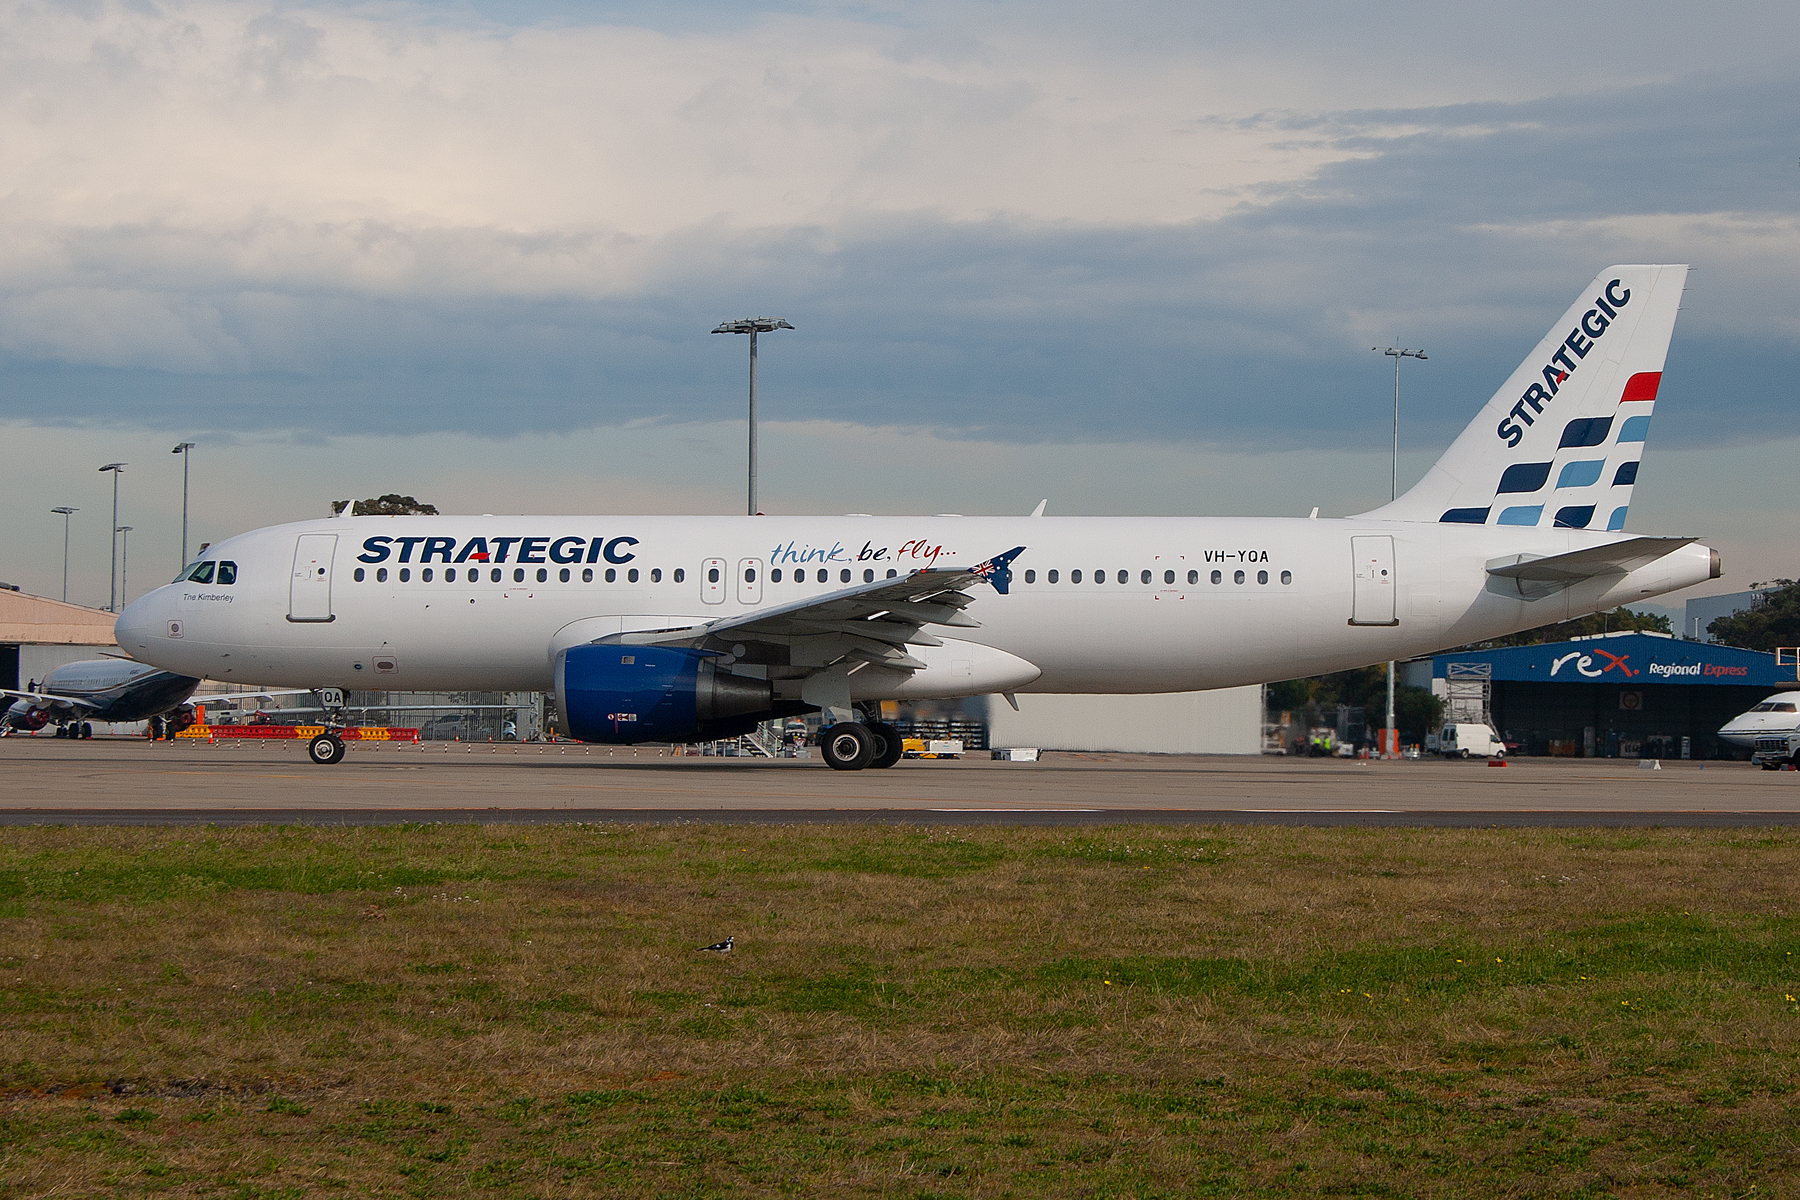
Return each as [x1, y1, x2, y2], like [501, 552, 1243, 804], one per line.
[1373, 344, 1426, 758]
[711, 317, 795, 516]
[51, 507, 78, 603]
[99, 462, 127, 612]
[172, 441, 196, 568]
[117, 526, 133, 607]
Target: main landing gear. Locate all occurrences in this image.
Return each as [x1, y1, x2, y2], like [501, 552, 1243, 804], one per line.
[820, 720, 904, 772]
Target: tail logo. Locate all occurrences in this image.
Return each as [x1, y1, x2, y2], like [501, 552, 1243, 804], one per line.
[1496, 278, 1632, 448]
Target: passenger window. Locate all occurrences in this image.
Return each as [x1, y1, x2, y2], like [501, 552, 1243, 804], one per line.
[1094, 570, 1105, 584]
[818, 569, 828, 583]
[189, 562, 215, 583]
[1141, 570, 1151, 585]
[864, 569, 874, 582]
[559, 568, 570, 582]
[354, 567, 365, 582]
[1210, 570, 1221, 584]
[1120, 570, 1129, 584]
[444, 568, 456, 582]
[772, 568, 783, 583]
[399, 568, 411, 582]
[1234, 570, 1245, 584]
[674, 568, 686, 583]
[490, 568, 501, 583]
[1048, 569, 1059, 583]
[582, 568, 593, 583]
[1071, 569, 1083, 583]
[422, 568, 434, 582]
[1257, 570, 1268, 584]
[1281, 570, 1292, 585]
[1188, 570, 1198, 584]
[377, 567, 388, 582]
[651, 568, 662, 583]
[744, 567, 755, 582]
[708, 567, 720, 583]
[530, 568, 542, 582]
[1163, 570, 1174, 584]
[216, 561, 237, 584]
[605, 568, 616, 583]
[887, 569, 897, 578]
[840, 569, 851, 583]
[628, 568, 640, 583]
[1024, 570, 1036, 583]
[510, 568, 522, 583]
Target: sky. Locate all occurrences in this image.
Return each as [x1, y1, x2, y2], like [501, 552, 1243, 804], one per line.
[2, 0, 1796, 610]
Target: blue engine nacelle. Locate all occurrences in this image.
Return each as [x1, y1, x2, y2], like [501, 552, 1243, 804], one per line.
[555, 645, 780, 744]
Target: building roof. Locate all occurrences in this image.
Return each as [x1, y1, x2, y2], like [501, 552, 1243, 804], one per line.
[1432, 632, 1791, 688]
[0, 589, 119, 646]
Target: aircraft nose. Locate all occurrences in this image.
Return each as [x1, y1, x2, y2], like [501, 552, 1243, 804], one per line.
[115, 589, 173, 656]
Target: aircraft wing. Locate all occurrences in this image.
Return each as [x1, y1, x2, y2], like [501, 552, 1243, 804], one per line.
[187, 689, 318, 709]
[613, 547, 1026, 674]
[0, 689, 104, 710]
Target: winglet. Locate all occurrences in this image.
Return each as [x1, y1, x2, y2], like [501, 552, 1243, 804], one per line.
[1029, 499, 1047, 517]
[970, 546, 1027, 594]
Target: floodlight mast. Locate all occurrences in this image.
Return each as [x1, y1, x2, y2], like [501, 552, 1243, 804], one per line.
[98, 463, 127, 612]
[117, 526, 133, 608]
[172, 442, 196, 568]
[51, 507, 78, 603]
[1373, 344, 1426, 758]
[711, 317, 795, 516]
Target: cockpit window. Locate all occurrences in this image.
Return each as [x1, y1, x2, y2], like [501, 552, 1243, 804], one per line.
[1750, 701, 1797, 713]
[186, 561, 215, 583]
[216, 561, 237, 585]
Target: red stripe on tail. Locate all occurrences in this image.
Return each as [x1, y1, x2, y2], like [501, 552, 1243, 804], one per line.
[1620, 371, 1661, 403]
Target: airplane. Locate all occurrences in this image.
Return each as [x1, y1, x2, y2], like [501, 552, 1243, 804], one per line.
[3, 658, 203, 738]
[116, 264, 1721, 770]
[1717, 693, 1800, 750]
[1, 658, 317, 739]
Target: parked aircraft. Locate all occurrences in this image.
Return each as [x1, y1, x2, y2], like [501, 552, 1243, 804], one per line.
[2, 658, 201, 738]
[117, 265, 1719, 769]
[1717, 693, 1800, 748]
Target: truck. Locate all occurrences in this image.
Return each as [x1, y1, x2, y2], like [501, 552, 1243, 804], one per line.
[1437, 722, 1506, 760]
[1750, 732, 1800, 770]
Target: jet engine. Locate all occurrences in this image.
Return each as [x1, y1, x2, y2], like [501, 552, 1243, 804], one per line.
[8, 707, 51, 732]
[555, 645, 799, 744]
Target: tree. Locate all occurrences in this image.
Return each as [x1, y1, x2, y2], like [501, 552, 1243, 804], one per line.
[1707, 580, 1800, 652]
[330, 495, 440, 516]
[1454, 605, 1670, 650]
[1267, 665, 1444, 741]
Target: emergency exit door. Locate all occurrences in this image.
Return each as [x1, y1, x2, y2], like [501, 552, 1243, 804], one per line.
[288, 534, 338, 622]
[700, 558, 727, 604]
[1349, 535, 1398, 626]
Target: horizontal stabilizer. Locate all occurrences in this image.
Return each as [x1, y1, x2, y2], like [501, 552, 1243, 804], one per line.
[1486, 536, 1695, 592]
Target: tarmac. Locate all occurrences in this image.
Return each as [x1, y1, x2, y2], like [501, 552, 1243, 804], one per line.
[4, 737, 1800, 826]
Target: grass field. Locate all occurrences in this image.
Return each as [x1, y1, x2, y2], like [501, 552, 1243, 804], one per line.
[2, 822, 1798, 1198]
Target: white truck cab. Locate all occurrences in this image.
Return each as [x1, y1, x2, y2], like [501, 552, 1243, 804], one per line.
[1438, 722, 1506, 760]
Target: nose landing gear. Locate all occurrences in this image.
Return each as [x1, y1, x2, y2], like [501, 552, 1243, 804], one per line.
[308, 733, 347, 765]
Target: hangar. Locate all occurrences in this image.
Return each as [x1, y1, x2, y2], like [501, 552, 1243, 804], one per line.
[0, 587, 119, 691]
[1424, 632, 1790, 759]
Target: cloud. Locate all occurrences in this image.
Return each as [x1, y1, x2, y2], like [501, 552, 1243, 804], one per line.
[0, 0, 1794, 460]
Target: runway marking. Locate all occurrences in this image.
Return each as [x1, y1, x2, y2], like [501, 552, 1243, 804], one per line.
[928, 808, 1104, 813]
[1236, 809, 1403, 814]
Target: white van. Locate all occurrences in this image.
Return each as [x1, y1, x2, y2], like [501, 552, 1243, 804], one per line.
[1439, 722, 1506, 759]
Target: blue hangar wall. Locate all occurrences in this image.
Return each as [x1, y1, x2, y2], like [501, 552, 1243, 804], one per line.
[1432, 633, 1790, 759]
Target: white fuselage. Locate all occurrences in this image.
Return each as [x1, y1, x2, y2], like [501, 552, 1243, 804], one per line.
[1717, 691, 1800, 747]
[115, 514, 1718, 699]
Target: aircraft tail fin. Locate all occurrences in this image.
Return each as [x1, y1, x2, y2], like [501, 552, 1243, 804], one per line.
[1360, 264, 1688, 530]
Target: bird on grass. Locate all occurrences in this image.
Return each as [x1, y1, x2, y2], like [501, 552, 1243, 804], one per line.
[699, 936, 734, 953]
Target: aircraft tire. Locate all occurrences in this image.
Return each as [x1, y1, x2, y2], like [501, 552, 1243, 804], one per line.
[308, 734, 347, 765]
[867, 722, 904, 769]
[80, 723, 94, 739]
[820, 722, 875, 771]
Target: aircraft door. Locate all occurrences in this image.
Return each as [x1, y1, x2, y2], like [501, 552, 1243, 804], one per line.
[289, 534, 338, 622]
[701, 558, 727, 605]
[1349, 535, 1397, 626]
[737, 558, 763, 605]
